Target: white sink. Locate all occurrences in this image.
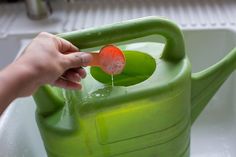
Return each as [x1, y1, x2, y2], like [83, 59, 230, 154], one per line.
[185, 29, 236, 157]
[0, 36, 22, 70]
[0, 29, 235, 157]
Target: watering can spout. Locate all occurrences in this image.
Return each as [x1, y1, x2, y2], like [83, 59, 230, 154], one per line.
[33, 86, 79, 132]
[191, 48, 236, 123]
[33, 85, 63, 116]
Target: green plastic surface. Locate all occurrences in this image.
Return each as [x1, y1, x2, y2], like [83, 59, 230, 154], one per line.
[90, 50, 156, 86]
[33, 17, 236, 157]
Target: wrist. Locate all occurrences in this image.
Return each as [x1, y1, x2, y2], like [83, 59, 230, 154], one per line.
[0, 61, 39, 98]
[0, 66, 17, 107]
[0, 63, 23, 113]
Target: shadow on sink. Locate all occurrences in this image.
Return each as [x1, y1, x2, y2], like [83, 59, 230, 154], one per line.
[0, 34, 36, 70]
[0, 36, 21, 69]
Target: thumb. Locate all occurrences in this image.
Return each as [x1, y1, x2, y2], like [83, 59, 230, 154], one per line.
[63, 52, 93, 68]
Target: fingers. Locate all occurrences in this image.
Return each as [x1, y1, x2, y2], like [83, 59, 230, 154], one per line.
[52, 67, 87, 89]
[62, 70, 81, 83]
[53, 78, 82, 90]
[73, 67, 87, 78]
[38, 32, 92, 71]
[37, 32, 79, 53]
[63, 52, 93, 69]
[55, 37, 79, 53]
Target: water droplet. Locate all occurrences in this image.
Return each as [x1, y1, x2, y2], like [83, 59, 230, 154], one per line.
[111, 74, 114, 87]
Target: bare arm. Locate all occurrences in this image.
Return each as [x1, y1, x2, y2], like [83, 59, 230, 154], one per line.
[0, 32, 92, 114]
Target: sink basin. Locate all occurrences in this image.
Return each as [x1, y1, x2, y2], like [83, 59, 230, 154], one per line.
[0, 34, 35, 70]
[185, 29, 236, 157]
[0, 36, 22, 70]
[0, 29, 235, 157]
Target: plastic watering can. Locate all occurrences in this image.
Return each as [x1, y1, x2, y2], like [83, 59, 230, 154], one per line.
[33, 17, 236, 157]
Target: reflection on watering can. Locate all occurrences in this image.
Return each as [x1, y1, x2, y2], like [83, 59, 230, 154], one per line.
[33, 17, 236, 157]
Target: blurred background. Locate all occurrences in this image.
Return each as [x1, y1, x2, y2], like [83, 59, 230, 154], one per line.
[0, 0, 235, 32]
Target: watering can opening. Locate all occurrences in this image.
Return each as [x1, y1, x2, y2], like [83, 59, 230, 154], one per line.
[90, 45, 157, 87]
[73, 41, 190, 113]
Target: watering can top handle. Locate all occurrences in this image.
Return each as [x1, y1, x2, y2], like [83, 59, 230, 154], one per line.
[59, 17, 185, 62]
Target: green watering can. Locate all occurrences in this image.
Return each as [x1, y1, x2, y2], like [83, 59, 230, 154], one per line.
[33, 17, 236, 157]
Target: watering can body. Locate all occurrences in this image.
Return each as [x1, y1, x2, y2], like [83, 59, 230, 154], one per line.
[33, 17, 236, 157]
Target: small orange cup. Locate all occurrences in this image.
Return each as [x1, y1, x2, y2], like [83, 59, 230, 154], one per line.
[88, 45, 126, 75]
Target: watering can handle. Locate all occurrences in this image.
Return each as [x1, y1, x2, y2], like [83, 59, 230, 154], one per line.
[33, 17, 186, 132]
[59, 17, 185, 62]
[34, 18, 185, 116]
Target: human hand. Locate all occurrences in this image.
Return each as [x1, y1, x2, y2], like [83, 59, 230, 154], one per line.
[0, 32, 92, 113]
[7, 32, 92, 97]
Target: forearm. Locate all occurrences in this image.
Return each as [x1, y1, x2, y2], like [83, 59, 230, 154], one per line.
[0, 63, 37, 114]
[0, 32, 91, 114]
[0, 66, 17, 114]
